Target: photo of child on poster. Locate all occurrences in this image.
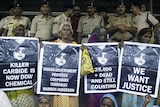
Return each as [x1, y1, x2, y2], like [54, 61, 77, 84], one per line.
[0, 37, 39, 90]
[88, 44, 118, 67]
[38, 42, 81, 96]
[122, 43, 159, 69]
[118, 42, 160, 97]
[84, 43, 119, 93]
[42, 43, 79, 69]
[0, 37, 38, 62]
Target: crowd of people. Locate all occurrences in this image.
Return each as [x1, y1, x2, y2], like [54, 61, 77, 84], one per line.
[0, 0, 160, 107]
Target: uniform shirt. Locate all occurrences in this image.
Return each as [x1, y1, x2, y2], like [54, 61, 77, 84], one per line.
[106, 14, 136, 41]
[30, 14, 54, 40]
[77, 14, 104, 36]
[3, 16, 31, 36]
[52, 13, 71, 34]
[0, 16, 13, 28]
[0, 19, 3, 28]
[133, 12, 159, 32]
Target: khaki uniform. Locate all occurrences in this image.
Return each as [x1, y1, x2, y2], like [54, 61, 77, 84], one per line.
[30, 14, 54, 40]
[52, 13, 71, 34]
[133, 12, 159, 32]
[106, 14, 136, 41]
[77, 14, 104, 43]
[3, 16, 31, 36]
[0, 16, 13, 28]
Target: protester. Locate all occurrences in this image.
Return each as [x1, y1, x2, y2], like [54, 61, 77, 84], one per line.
[4, 23, 35, 107]
[137, 27, 152, 43]
[52, 22, 78, 107]
[100, 94, 118, 107]
[37, 95, 51, 107]
[88, 26, 107, 43]
[100, 93, 152, 107]
[143, 95, 152, 107]
[87, 27, 119, 107]
[12, 23, 25, 37]
[121, 27, 156, 107]
[53, 22, 75, 43]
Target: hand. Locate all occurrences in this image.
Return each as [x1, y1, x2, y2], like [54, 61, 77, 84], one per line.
[38, 38, 43, 48]
[145, 94, 151, 104]
[117, 24, 127, 33]
[81, 45, 87, 50]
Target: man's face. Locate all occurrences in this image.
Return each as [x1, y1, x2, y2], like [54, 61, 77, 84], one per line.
[87, 6, 96, 16]
[14, 7, 22, 16]
[116, 4, 126, 15]
[68, 8, 74, 17]
[8, 8, 15, 16]
[40, 4, 50, 15]
[73, 6, 81, 17]
[99, 11, 107, 18]
[141, 4, 146, 11]
[130, 5, 138, 15]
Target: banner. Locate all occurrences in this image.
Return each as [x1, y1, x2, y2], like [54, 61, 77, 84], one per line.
[84, 42, 119, 93]
[37, 42, 81, 96]
[118, 42, 160, 98]
[0, 37, 39, 91]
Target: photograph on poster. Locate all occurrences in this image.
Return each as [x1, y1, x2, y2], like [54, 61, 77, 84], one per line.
[118, 42, 160, 98]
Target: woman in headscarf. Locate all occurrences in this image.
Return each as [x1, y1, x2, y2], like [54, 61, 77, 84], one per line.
[88, 26, 108, 43]
[52, 22, 79, 107]
[137, 27, 152, 43]
[37, 95, 51, 107]
[12, 23, 25, 37]
[5, 23, 35, 107]
[100, 94, 118, 107]
[87, 27, 118, 107]
[122, 27, 156, 107]
[53, 22, 76, 44]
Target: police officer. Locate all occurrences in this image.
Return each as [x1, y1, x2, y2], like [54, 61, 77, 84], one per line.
[106, 1, 137, 42]
[3, 3, 31, 36]
[52, 3, 74, 37]
[77, 1, 104, 43]
[30, 1, 54, 41]
[0, 4, 15, 36]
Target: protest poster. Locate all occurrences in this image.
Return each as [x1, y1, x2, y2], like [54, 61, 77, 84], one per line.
[117, 42, 160, 98]
[84, 42, 119, 93]
[0, 37, 39, 91]
[37, 42, 81, 96]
